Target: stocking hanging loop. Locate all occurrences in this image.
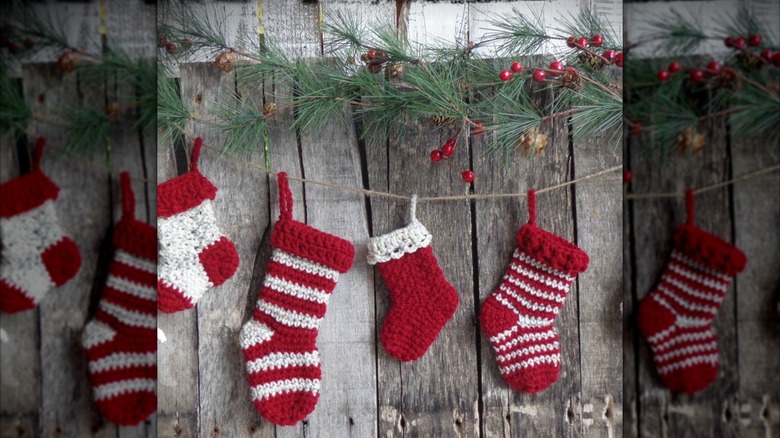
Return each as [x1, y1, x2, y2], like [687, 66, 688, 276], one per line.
[409, 194, 418, 223]
[120, 172, 135, 220]
[32, 137, 45, 171]
[685, 189, 694, 226]
[191, 137, 203, 171]
[278, 172, 293, 220]
[527, 189, 537, 225]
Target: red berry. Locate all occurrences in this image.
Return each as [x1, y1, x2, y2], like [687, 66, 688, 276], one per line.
[623, 170, 633, 184]
[706, 60, 721, 75]
[430, 150, 443, 162]
[445, 137, 456, 145]
[591, 34, 604, 47]
[760, 49, 773, 61]
[734, 37, 746, 49]
[532, 69, 546, 82]
[576, 37, 588, 48]
[629, 120, 643, 137]
[165, 42, 177, 53]
[602, 50, 615, 63]
[499, 69, 512, 81]
[615, 52, 623, 68]
[773, 52, 780, 67]
[441, 143, 455, 157]
[566, 36, 576, 48]
[367, 49, 376, 59]
[461, 170, 475, 183]
[182, 38, 192, 49]
[472, 121, 485, 136]
[549, 61, 563, 77]
[668, 61, 681, 73]
[690, 69, 704, 82]
[748, 34, 761, 47]
[724, 36, 735, 48]
[510, 61, 523, 73]
[657, 70, 670, 81]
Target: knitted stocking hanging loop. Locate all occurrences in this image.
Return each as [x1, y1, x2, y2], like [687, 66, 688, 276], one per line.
[367, 194, 459, 362]
[480, 190, 589, 393]
[1, 137, 81, 313]
[638, 189, 746, 394]
[240, 172, 355, 426]
[157, 137, 239, 313]
[82, 172, 157, 425]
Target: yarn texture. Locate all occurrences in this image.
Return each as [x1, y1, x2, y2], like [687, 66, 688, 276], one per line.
[157, 137, 239, 313]
[240, 172, 354, 426]
[82, 172, 157, 425]
[367, 195, 459, 362]
[638, 190, 746, 394]
[0, 138, 81, 313]
[480, 190, 589, 393]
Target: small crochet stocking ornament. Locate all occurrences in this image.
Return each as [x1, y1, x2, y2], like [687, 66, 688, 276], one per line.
[638, 190, 746, 394]
[240, 172, 354, 426]
[367, 195, 459, 361]
[82, 172, 157, 425]
[157, 137, 239, 313]
[0, 137, 81, 313]
[480, 190, 589, 393]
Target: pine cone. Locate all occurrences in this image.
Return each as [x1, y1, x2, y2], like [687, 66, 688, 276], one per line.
[518, 127, 549, 156]
[388, 62, 404, 78]
[367, 60, 383, 74]
[578, 52, 604, 70]
[675, 127, 706, 155]
[736, 52, 762, 71]
[105, 102, 119, 119]
[56, 50, 78, 73]
[561, 68, 582, 91]
[263, 102, 277, 117]
[719, 67, 740, 91]
[214, 50, 237, 73]
[430, 115, 455, 128]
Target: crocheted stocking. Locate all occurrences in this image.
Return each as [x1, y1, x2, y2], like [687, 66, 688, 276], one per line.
[480, 190, 589, 393]
[638, 190, 746, 394]
[82, 172, 157, 425]
[0, 138, 81, 313]
[240, 172, 354, 426]
[157, 137, 239, 313]
[367, 196, 458, 362]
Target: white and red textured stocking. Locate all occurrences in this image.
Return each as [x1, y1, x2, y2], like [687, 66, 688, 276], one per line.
[638, 190, 746, 394]
[240, 172, 354, 426]
[480, 190, 589, 393]
[157, 137, 239, 313]
[0, 138, 81, 313]
[367, 196, 459, 362]
[82, 172, 157, 425]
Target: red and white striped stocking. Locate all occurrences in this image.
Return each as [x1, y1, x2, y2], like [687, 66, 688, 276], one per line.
[239, 172, 354, 425]
[82, 173, 157, 425]
[480, 190, 589, 393]
[0, 138, 81, 313]
[638, 190, 746, 394]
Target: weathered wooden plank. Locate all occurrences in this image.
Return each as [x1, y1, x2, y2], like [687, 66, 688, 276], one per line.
[573, 121, 623, 438]
[18, 2, 101, 67]
[297, 98, 377, 437]
[104, 0, 157, 60]
[732, 135, 780, 437]
[406, 1, 469, 48]
[475, 81, 582, 437]
[623, 140, 639, 438]
[0, 137, 40, 438]
[261, 0, 322, 58]
[630, 123, 738, 436]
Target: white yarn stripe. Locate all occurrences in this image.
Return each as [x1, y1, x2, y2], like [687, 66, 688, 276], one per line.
[489, 324, 520, 344]
[94, 378, 156, 401]
[496, 341, 560, 363]
[114, 250, 156, 274]
[509, 264, 569, 291]
[106, 276, 156, 301]
[657, 353, 719, 375]
[88, 352, 156, 373]
[99, 301, 156, 329]
[499, 354, 560, 374]
[250, 378, 320, 401]
[503, 275, 566, 303]
[498, 286, 559, 315]
[658, 285, 719, 314]
[496, 329, 557, 352]
[264, 275, 330, 304]
[82, 320, 116, 349]
[271, 249, 339, 281]
[667, 263, 729, 293]
[650, 294, 710, 327]
[246, 352, 320, 373]
[662, 275, 723, 303]
[494, 295, 554, 327]
[256, 299, 322, 329]
[515, 250, 575, 281]
[653, 330, 715, 352]
[655, 341, 719, 363]
[647, 324, 676, 344]
[671, 251, 731, 282]
[240, 319, 275, 350]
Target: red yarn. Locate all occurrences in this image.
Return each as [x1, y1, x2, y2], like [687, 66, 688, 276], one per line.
[480, 191, 589, 393]
[638, 192, 747, 394]
[240, 172, 354, 425]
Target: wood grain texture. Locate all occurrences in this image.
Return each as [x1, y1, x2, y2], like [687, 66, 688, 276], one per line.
[261, 0, 321, 58]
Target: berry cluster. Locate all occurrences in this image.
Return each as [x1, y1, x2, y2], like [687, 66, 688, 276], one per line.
[429, 136, 475, 183]
[724, 33, 780, 67]
[566, 34, 623, 68]
[360, 49, 388, 74]
[0, 25, 34, 55]
[498, 60, 568, 83]
[158, 33, 192, 54]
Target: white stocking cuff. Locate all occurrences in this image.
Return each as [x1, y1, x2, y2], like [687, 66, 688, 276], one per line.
[367, 220, 432, 265]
